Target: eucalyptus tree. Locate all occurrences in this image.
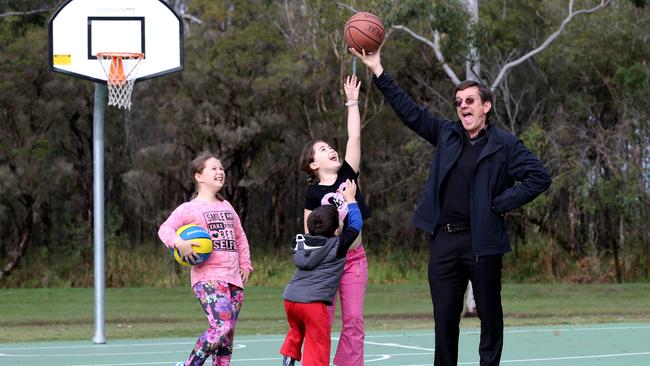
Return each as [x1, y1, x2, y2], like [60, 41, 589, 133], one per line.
[121, 0, 316, 246]
[0, 13, 95, 281]
[339, 0, 649, 279]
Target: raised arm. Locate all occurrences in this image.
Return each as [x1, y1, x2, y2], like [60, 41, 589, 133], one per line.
[344, 75, 362, 172]
[336, 180, 363, 257]
[349, 48, 384, 78]
[350, 47, 444, 145]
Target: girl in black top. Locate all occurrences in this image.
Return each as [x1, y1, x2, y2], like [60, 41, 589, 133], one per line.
[297, 75, 370, 366]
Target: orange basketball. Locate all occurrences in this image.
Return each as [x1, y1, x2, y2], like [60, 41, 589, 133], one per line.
[344, 12, 385, 54]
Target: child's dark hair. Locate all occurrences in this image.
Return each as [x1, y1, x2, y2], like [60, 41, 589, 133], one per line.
[307, 205, 339, 236]
[190, 152, 224, 201]
[299, 139, 327, 186]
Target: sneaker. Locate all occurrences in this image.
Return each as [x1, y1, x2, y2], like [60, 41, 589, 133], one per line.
[175, 362, 185, 366]
[282, 355, 296, 366]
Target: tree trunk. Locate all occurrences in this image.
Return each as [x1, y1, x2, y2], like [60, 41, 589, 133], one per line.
[462, 0, 480, 81]
[0, 195, 34, 280]
[641, 202, 650, 279]
[643, 226, 650, 279]
[0, 231, 30, 280]
[272, 187, 284, 243]
[618, 214, 625, 280]
[606, 211, 622, 283]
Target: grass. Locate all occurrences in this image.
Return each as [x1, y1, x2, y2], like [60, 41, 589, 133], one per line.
[5, 241, 647, 287]
[0, 245, 430, 288]
[1, 283, 649, 343]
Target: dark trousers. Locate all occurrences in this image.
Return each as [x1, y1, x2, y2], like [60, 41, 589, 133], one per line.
[428, 230, 503, 366]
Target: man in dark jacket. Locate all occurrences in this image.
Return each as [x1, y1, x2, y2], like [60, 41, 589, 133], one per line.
[351, 48, 551, 366]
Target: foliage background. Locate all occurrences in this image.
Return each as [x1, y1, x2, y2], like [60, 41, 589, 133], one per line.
[0, 0, 648, 287]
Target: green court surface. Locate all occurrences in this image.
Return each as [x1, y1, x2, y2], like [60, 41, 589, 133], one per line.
[1, 323, 649, 366]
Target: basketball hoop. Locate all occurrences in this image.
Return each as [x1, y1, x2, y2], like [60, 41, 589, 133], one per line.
[96, 52, 144, 110]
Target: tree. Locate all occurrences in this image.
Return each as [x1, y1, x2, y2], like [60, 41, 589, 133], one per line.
[1, 0, 648, 285]
[380, 0, 612, 89]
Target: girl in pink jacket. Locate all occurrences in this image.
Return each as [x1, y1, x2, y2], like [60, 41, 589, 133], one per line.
[159, 152, 253, 366]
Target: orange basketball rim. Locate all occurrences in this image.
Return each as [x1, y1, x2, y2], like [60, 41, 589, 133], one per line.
[96, 52, 144, 86]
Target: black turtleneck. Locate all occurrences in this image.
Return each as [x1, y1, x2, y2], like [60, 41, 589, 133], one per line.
[437, 125, 489, 225]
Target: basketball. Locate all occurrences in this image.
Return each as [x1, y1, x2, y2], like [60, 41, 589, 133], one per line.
[344, 12, 385, 54]
[172, 224, 213, 266]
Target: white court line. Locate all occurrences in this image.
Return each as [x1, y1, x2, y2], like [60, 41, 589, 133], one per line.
[407, 324, 650, 337]
[0, 344, 245, 357]
[69, 363, 188, 366]
[0, 337, 301, 352]
[365, 341, 434, 352]
[0, 342, 244, 352]
[24, 352, 650, 366]
[67, 357, 287, 366]
[228, 351, 650, 366]
[393, 351, 650, 366]
[365, 354, 392, 362]
[0, 350, 186, 357]
[2, 324, 649, 352]
[64, 354, 432, 366]
[56, 350, 650, 366]
[0, 342, 196, 351]
[496, 351, 650, 364]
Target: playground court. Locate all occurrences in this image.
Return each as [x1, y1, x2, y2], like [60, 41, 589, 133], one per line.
[2, 323, 650, 366]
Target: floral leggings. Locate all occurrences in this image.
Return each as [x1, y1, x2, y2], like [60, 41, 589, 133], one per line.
[183, 281, 244, 366]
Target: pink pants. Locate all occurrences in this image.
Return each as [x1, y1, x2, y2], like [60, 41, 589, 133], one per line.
[327, 245, 368, 366]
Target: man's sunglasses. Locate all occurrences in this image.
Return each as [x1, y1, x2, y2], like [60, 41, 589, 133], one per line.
[455, 97, 480, 107]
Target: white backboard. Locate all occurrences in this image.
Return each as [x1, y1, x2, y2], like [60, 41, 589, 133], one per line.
[49, 0, 183, 83]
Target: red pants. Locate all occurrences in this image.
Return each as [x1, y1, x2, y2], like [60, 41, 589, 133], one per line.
[280, 300, 331, 366]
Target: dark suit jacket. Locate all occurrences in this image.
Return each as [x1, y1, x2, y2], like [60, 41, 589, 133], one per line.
[374, 71, 552, 256]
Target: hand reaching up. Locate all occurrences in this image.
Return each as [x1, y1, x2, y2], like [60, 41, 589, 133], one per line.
[338, 179, 357, 203]
[344, 74, 361, 103]
[349, 47, 384, 77]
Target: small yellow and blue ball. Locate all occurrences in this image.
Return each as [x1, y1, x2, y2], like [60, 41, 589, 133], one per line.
[172, 224, 213, 266]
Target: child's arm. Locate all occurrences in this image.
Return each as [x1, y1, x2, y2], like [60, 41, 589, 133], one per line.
[231, 203, 253, 285]
[303, 208, 312, 234]
[303, 189, 321, 234]
[337, 205, 362, 257]
[344, 75, 362, 172]
[336, 180, 363, 257]
[157, 204, 201, 262]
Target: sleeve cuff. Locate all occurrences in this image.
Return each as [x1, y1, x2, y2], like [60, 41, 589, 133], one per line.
[171, 237, 181, 249]
[241, 265, 253, 272]
[373, 70, 388, 82]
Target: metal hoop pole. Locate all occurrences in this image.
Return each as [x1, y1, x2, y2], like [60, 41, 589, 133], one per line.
[92, 82, 107, 344]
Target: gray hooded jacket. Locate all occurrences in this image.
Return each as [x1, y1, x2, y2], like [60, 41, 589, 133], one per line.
[283, 203, 362, 305]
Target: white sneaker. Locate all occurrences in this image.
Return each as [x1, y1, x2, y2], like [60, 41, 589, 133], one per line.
[175, 362, 185, 366]
[282, 355, 295, 366]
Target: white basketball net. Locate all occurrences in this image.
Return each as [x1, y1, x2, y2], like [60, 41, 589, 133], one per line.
[97, 52, 144, 110]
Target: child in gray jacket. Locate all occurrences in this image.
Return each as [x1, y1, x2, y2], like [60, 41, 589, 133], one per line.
[280, 179, 362, 366]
